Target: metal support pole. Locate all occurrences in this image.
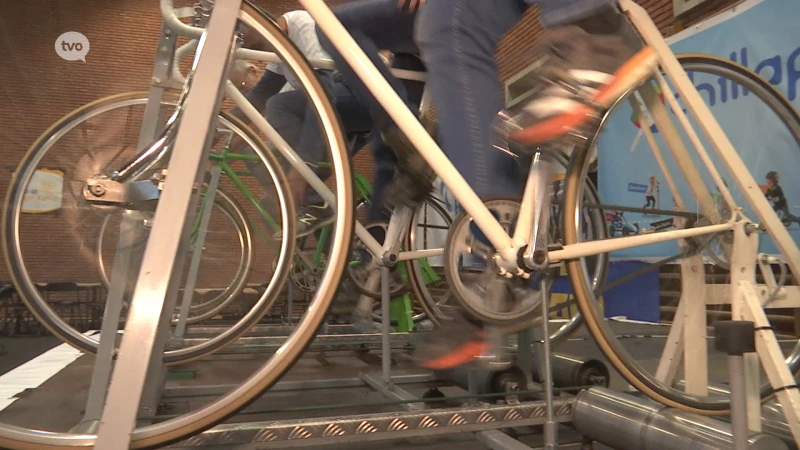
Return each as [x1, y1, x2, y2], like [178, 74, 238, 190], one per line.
[174, 164, 223, 337]
[729, 224, 764, 432]
[138, 25, 179, 149]
[468, 369, 479, 404]
[360, 265, 429, 412]
[539, 280, 557, 449]
[72, 22, 183, 433]
[94, 2, 241, 447]
[729, 354, 750, 450]
[381, 265, 391, 383]
[715, 320, 758, 450]
[71, 211, 145, 433]
[517, 327, 534, 387]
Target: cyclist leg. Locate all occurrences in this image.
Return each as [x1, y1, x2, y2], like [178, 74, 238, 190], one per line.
[265, 75, 375, 236]
[369, 138, 397, 223]
[779, 204, 800, 224]
[316, 0, 418, 131]
[415, 0, 648, 200]
[262, 89, 327, 236]
[411, 0, 653, 370]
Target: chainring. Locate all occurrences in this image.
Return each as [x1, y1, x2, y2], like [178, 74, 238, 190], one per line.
[443, 197, 556, 326]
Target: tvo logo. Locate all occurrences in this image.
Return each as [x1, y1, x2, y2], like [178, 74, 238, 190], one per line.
[55, 32, 90, 62]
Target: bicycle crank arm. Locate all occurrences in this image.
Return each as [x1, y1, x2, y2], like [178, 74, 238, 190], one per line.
[84, 178, 162, 208]
[378, 204, 413, 267]
[521, 151, 554, 271]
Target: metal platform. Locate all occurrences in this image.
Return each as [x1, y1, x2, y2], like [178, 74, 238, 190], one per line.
[2, 319, 798, 449]
[168, 398, 574, 448]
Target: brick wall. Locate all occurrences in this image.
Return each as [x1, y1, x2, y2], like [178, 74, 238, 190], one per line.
[0, 0, 738, 284]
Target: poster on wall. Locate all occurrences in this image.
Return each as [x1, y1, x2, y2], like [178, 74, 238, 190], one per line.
[21, 169, 64, 213]
[596, 0, 800, 259]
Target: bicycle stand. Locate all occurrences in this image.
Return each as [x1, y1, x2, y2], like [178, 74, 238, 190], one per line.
[620, 0, 800, 443]
[69, 18, 186, 435]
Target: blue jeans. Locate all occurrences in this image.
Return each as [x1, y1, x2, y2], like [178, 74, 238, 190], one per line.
[266, 74, 397, 221]
[317, 0, 419, 131]
[317, 1, 427, 221]
[415, 0, 613, 199]
[267, 74, 371, 168]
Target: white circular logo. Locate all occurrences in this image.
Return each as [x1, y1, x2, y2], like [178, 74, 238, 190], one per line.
[55, 32, 90, 62]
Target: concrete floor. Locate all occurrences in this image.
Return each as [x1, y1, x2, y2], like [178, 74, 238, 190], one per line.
[0, 321, 793, 449]
[0, 336, 60, 376]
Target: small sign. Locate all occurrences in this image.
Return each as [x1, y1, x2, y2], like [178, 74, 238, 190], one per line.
[627, 182, 648, 193]
[650, 218, 675, 231]
[22, 169, 64, 213]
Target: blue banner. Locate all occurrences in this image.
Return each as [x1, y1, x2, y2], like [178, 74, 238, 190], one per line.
[597, 0, 800, 258]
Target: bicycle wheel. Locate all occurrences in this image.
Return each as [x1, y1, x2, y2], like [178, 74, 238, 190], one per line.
[3, 91, 288, 363]
[411, 150, 608, 342]
[563, 53, 800, 413]
[404, 196, 452, 325]
[96, 180, 254, 325]
[0, 3, 352, 448]
[353, 197, 453, 325]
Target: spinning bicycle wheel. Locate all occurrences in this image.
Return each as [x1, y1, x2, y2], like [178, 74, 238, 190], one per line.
[0, 2, 353, 448]
[563, 53, 800, 413]
[3, 92, 277, 364]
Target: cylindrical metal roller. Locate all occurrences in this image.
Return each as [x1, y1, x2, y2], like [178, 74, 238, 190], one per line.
[762, 401, 797, 450]
[675, 380, 796, 449]
[574, 387, 788, 450]
[531, 353, 610, 391]
[435, 365, 528, 395]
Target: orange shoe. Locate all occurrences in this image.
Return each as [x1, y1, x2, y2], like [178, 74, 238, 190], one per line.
[504, 26, 659, 147]
[414, 313, 489, 370]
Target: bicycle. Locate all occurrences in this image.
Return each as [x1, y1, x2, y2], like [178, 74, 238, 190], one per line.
[2, 0, 800, 448]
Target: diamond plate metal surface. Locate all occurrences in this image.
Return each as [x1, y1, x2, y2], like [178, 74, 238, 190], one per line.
[167, 398, 573, 448]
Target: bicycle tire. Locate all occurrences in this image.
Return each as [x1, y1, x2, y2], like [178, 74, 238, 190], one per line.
[403, 197, 452, 324]
[563, 53, 800, 414]
[0, 3, 353, 447]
